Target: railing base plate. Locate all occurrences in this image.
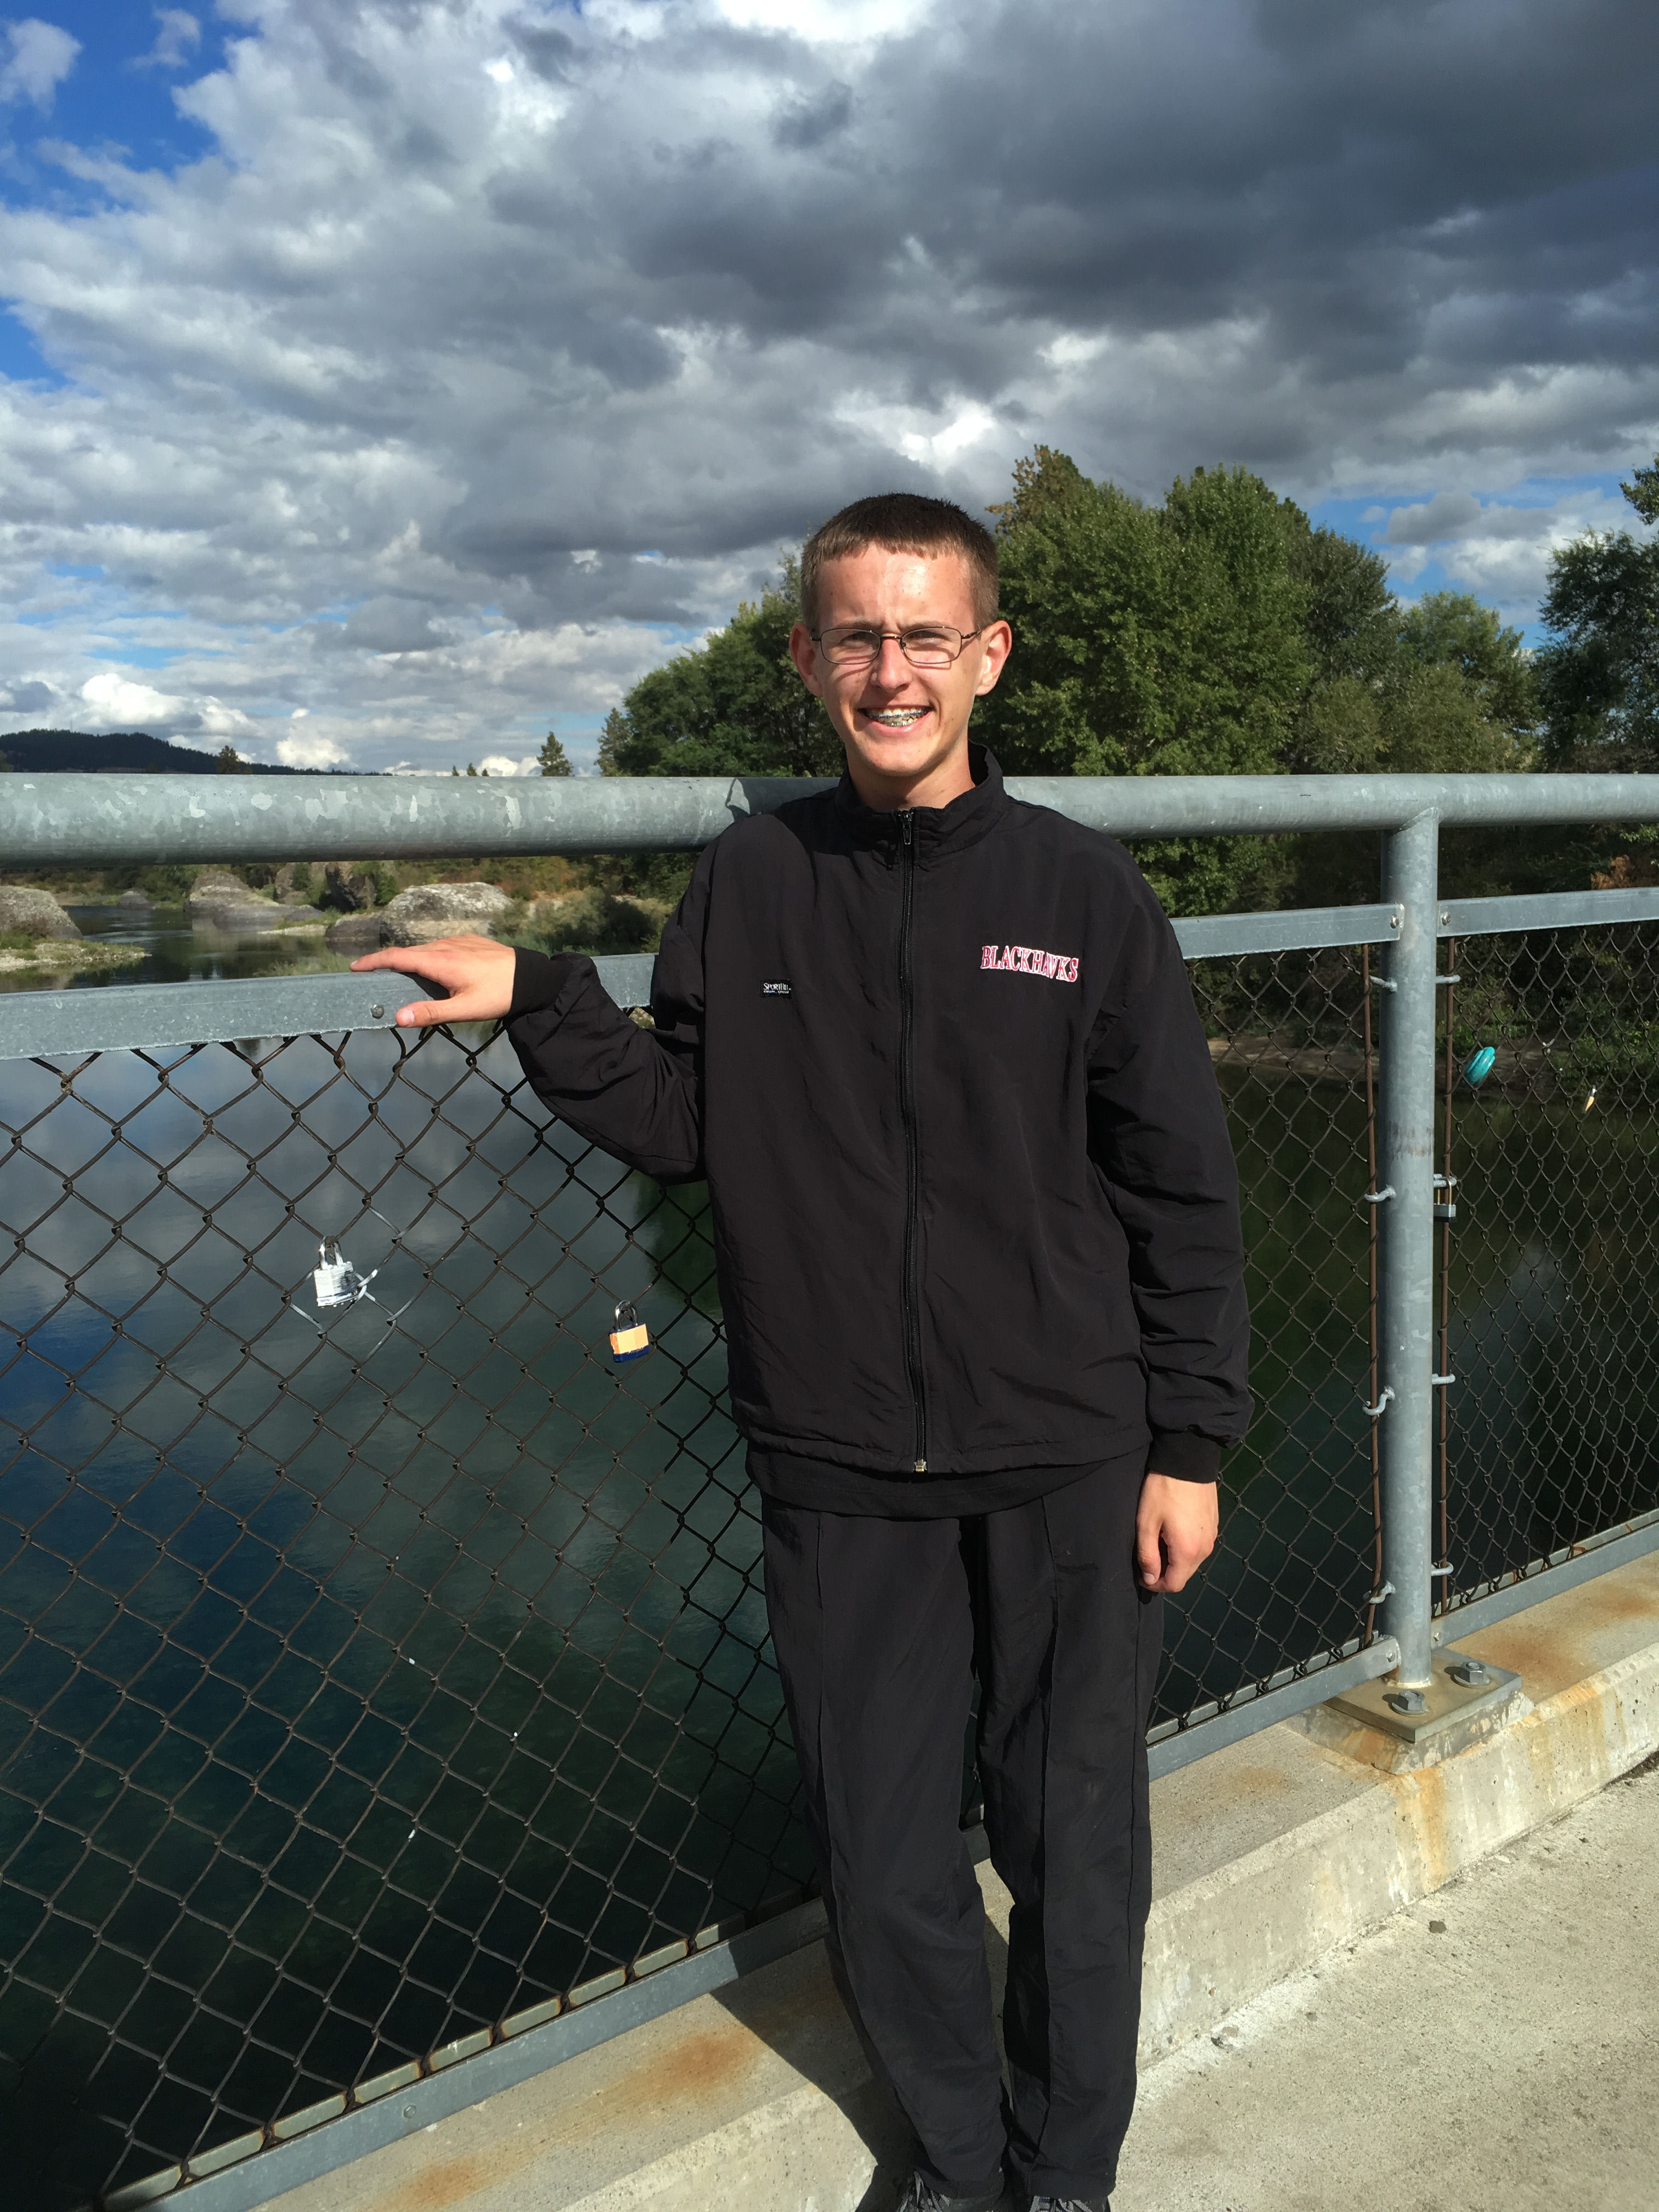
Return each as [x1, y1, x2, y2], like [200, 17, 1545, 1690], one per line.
[1294, 1650, 1528, 1773]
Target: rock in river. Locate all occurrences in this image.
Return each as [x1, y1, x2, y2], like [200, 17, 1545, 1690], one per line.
[187, 869, 324, 931]
[376, 883, 514, 947]
[324, 912, 383, 952]
[0, 886, 80, 940]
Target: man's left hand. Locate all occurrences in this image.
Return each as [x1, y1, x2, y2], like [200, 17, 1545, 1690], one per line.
[1136, 1474, 1219, 1593]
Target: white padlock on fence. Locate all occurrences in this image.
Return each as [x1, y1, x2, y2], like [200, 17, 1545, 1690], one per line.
[313, 1240, 366, 1309]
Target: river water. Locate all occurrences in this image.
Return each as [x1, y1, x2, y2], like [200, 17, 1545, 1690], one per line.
[0, 902, 349, 996]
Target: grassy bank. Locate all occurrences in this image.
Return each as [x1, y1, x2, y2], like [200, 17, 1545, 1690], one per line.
[0, 931, 145, 975]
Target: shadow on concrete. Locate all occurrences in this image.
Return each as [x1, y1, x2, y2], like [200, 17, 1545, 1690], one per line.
[708, 1906, 1014, 2212]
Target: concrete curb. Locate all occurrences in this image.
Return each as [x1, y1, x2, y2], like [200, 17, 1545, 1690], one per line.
[1138, 1638, 1658, 2061]
[261, 1553, 1659, 2212]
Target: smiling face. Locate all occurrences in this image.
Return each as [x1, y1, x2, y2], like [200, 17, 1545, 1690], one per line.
[788, 544, 1012, 810]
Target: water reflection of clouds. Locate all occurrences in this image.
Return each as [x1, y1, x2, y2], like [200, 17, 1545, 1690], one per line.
[0, 1018, 783, 2192]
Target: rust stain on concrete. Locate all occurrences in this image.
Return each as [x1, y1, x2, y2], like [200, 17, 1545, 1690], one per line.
[1214, 1763, 1295, 1801]
[539, 2015, 768, 2137]
[378, 2153, 490, 2212]
[1569, 1579, 1659, 1624]
[352, 2015, 770, 2212]
[1392, 1757, 1452, 1894]
[1472, 1565, 1659, 1696]
[1474, 1619, 1595, 1701]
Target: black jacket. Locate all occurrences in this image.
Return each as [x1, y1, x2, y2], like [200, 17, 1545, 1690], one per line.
[508, 752, 1249, 1516]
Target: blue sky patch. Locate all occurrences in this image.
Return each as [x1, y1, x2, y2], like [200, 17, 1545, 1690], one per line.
[0, 305, 65, 385]
[0, 3, 232, 209]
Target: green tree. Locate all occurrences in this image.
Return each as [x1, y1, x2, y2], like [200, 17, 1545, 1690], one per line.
[595, 708, 631, 774]
[538, 728, 573, 776]
[1621, 454, 1659, 525]
[982, 449, 1312, 781]
[1536, 457, 1659, 770]
[1290, 527, 1398, 689]
[1398, 592, 1534, 737]
[1281, 526, 1396, 774]
[598, 558, 840, 778]
[979, 450, 1313, 910]
[215, 744, 250, 774]
[1292, 591, 1534, 779]
[1282, 545, 1537, 901]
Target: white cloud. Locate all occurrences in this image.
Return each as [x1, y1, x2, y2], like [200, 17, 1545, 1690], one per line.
[713, 0, 932, 36]
[1383, 485, 1639, 622]
[276, 726, 347, 768]
[1383, 490, 1556, 548]
[475, 753, 543, 776]
[0, 676, 54, 714]
[898, 405, 1000, 468]
[0, 0, 1652, 767]
[0, 17, 77, 109]
[80, 672, 178, 726]
[1384, 490, 1483, 545]
[78, 667, 255, 740]
[133, 10, 201, 72]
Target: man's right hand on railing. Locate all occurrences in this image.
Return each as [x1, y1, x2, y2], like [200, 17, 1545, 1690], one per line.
[351, 934, 518, 1027]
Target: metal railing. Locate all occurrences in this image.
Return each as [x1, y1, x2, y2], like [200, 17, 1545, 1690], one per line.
[2, 772, 1658, 2212]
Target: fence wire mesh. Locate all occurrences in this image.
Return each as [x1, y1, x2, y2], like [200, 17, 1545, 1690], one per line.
[0, 931, 1640, 2208]
[1436, 922, 1659, 1612]
[1160, 947, 1380, 1729]
[0, 1023, 798, 2211]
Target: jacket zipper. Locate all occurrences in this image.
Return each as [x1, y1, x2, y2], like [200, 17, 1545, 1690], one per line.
[899, 810, 927, 1472]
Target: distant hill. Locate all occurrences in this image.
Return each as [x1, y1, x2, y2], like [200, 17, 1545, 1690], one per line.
[0, 730, 312, 775]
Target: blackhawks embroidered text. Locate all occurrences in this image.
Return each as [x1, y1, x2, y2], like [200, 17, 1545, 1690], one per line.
[981, 944, 1080, 983]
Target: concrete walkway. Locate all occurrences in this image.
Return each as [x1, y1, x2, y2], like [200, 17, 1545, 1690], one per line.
[1116, 1747, 1659, 2212]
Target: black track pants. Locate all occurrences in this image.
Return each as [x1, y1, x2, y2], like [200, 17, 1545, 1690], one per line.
[761, 1469, 1163, 2205]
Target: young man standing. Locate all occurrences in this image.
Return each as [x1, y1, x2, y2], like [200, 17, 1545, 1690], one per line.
[355, 494, 1249, 2212]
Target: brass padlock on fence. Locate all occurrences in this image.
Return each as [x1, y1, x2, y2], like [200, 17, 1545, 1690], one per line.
[608, 1300, 651, 1363]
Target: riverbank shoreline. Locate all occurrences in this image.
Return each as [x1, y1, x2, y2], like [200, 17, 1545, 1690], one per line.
[0, 939, 145, 977]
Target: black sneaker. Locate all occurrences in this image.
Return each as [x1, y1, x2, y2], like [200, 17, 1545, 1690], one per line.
[894, 2172, 1010, 2211]
[1025, 2196, 1110, 2211]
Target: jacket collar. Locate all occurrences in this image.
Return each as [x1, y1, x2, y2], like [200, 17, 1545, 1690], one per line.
[831, 745, 1011, 864]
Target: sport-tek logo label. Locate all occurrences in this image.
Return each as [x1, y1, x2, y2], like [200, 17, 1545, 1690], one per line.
[981, 944, 1080, 983]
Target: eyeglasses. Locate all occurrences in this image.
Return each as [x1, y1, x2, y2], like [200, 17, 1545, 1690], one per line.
[811, 623, 982, 670]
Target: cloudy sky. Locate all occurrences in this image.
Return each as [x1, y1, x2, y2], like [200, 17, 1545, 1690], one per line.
[1, 0, 1655, 773]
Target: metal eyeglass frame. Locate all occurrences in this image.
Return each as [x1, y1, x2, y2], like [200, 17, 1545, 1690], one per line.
[809, 623, 983, 669]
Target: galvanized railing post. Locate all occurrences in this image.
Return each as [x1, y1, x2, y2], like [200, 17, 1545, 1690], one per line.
[1375, 810, 1440, 1686]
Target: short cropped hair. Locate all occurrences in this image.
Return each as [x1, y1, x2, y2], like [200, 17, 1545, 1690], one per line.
[800, 493, 999, 630]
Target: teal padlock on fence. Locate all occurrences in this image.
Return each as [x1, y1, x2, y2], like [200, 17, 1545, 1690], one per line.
[1463, 1045, 1496, 1087]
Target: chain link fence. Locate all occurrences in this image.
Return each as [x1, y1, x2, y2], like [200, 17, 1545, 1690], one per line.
[1436, 921, 1659, 1613]
[0, 927, 1650, 2207]
[1161, 946, 1380, 1729]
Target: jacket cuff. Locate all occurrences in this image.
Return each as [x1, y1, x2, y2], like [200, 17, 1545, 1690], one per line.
[1146, 1431, 1221, 1482]
[510, 947, 572, 1018]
